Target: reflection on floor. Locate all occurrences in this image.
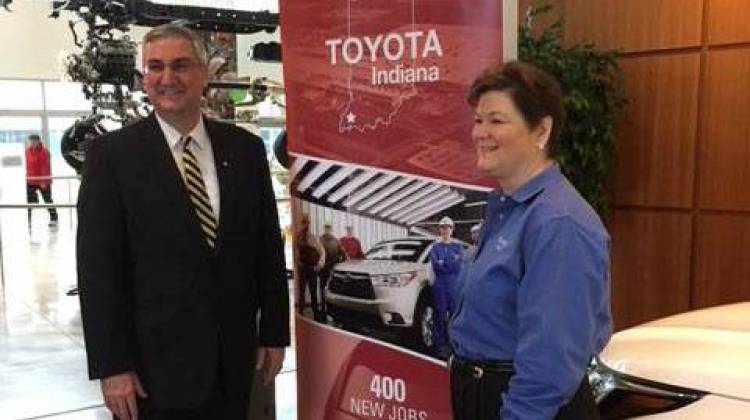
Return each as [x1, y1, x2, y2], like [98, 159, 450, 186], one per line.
[0, 209, 298, 420]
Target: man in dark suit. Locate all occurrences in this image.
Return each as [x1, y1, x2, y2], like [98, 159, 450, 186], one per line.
[76, 24, 289, 420]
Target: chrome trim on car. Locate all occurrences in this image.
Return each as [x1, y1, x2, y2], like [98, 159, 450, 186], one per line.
[589, 357, 706, 404]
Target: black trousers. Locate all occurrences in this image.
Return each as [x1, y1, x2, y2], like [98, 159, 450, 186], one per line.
[318, 267, 332, 314]
[26, 184, 58, 221]
[114, 375, 250, 420]
[298, 266, 321, 319]
[129, 389, 248, 420]
[450, 356, 600, 420]
[116, 350, 251, 420]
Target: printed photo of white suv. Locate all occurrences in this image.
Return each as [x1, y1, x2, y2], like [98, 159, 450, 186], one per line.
[325, 237, 448, 352]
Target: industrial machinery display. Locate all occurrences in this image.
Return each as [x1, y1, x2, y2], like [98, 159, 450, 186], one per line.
[46, 0, 281, 171]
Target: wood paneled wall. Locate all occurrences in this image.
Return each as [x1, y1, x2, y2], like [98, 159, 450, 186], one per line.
[560, 0, 750, 329]
[566, 0, 703, 52]
[615, 54, 699, 208]
[700, 49, 750, 210]
[707, 0, 750, 45]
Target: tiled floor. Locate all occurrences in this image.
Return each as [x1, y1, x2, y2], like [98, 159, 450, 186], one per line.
[0, 207, 298, 420]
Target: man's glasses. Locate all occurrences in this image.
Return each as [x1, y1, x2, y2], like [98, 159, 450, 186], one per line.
[144, 59, 201, 75]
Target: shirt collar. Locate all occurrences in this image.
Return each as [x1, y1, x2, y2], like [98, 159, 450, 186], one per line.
[496, 164, 562, 204]
[155, 113, 210, 151]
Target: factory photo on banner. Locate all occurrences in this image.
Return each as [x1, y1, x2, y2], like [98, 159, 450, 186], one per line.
[280, 0, 517, 419]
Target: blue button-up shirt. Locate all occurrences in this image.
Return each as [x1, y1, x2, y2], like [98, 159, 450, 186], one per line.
[450, 165, 612, 420]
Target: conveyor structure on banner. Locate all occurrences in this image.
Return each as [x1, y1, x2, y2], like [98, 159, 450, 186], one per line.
[290, 158, 466, 227]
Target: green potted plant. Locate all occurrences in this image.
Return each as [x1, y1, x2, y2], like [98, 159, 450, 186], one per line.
[519, 4, 626, 215]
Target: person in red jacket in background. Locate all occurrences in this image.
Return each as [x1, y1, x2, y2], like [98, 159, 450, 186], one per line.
[339, 224, 364, 259]
[25, 133, 58, 227]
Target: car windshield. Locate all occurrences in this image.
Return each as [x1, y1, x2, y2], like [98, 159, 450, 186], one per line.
[365, 245, 389, 260]
[365, 240, 431, 263]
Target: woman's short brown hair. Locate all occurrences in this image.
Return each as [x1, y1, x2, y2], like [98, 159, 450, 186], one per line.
[468, 61, 565, 157]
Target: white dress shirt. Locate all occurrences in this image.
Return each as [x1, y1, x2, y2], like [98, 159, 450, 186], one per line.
[155, 113, 220, 219]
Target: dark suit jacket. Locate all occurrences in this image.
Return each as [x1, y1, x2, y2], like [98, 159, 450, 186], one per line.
[76, 114, 290, 409]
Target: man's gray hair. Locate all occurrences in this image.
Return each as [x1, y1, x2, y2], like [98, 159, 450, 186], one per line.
[142, 23, 208, 65]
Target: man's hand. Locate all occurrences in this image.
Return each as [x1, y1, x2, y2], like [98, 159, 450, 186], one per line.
[101, 371, 148, 420]
[255, 347, 286, 386]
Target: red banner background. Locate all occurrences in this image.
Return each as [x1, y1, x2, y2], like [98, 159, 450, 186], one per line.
[280, 1, 509, 418]
[281, 0, 504, 187]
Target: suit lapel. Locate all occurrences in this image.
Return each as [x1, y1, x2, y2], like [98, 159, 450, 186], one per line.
[137, 114, 211, 252]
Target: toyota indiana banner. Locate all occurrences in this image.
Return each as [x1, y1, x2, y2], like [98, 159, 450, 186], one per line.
[280, 1, 517, 418]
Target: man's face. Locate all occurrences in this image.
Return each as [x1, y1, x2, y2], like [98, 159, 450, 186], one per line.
[439, 224, 453, 240]
[28, 138, 41, 148]
[143, 37, 208, 121]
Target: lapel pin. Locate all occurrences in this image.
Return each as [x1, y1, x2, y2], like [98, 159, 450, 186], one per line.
[222, 161, 229, 167]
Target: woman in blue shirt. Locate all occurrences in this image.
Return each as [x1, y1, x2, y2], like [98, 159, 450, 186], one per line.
[449, 61, 612, 419]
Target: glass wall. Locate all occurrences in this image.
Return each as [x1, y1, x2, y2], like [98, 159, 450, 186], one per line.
[0, 80, 44, 111]
[0, 80, 90, 151]
[259, 126, 283, 158]
[0, 80, 90, 204]
[44, 81, 90, 112]
[47, 117, 80, 176]
[0, 116, 42, 145]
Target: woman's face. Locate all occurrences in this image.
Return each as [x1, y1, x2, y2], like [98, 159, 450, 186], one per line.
[472, 90, 549, 182]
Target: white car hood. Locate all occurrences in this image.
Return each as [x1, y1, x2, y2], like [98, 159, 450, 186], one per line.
[599, 302, 750, 400]
[333, 259, 425, 275]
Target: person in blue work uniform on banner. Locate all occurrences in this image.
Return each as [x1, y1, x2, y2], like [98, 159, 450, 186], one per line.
[448, 61, 611, 420]
[428, 216, 464, 358]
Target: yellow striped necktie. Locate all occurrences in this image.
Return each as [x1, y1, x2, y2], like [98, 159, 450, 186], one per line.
[181, 136, 218, 248]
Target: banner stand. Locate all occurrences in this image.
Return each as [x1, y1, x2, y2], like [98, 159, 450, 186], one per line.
[280, 1, 517, 418]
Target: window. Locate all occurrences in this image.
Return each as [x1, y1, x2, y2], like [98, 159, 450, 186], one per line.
[392, 242, 430, 262]
[0, 79, 91, 176]
[366, 245, 390, 260]
[0, 116, 42, 145]
[48, 117, 81, 176]
[259, 127, 283, 158]
[44, 81, 91, 111]
[0, 80, 43, 111]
